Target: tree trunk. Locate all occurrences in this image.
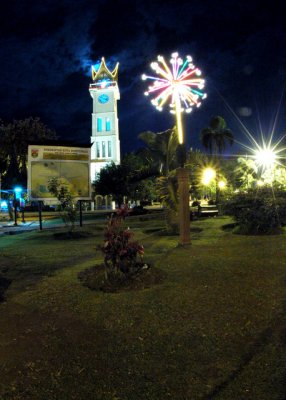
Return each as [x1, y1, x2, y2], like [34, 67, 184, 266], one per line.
[165, 208, 179, 234]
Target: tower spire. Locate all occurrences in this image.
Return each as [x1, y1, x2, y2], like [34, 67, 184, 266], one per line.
[91, 57, 119, 82]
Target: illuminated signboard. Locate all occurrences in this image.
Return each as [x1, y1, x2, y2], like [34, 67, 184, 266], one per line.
[28, 144, 91, 201]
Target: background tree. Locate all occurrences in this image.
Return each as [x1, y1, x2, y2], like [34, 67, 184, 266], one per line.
[200, 116, 234, 155]
[94, 162, 129, 207]
[138, 128, 181, 233]
[0, 117, 56, 188]
[200, 116, 234, 203]
[186, 148, 210, 201]
[94, 153, 158, 207]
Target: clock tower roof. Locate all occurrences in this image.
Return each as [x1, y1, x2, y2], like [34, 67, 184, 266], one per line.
[91, 57, 119, 83]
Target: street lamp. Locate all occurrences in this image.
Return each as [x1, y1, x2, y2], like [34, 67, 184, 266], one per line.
[257, 179, 264, 187]
[201, 167, 216, 201]
[202, 167, 216, 185]
[142, 52, 207, 245]
[218, 180, 226, 189]
[254, 148, 277, 170]
[13, 187, 22, 226]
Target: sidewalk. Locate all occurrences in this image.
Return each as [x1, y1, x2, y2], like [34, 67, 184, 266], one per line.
[0, 213, 110, 235]
[0, 219, 41, 235]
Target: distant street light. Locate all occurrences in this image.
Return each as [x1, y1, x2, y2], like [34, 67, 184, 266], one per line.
[218, 180, 226, 189]
[13, 187, 22, 226]
[257, 179, 264, 187]
[254, 148, 277, 170]
[202, 167, 216, 185]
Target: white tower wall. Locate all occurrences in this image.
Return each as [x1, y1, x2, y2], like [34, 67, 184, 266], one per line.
[89, 77, 120, 183]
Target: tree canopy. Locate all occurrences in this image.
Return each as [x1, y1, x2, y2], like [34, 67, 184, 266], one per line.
[0, 117, 56, 188]
[93, 151, 159, 206]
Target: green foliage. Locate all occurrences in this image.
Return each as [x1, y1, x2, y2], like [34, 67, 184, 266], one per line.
[0, 117, 56, 188]
[100, 208, 144, 278]
[48, 177, 77, 231]
[224, 188, 286, 234]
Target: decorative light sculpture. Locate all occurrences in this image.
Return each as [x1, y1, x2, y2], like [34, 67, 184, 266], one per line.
[142, 52, 207, 144]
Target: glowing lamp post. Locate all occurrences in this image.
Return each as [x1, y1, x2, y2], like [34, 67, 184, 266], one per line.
[254, 148, 277, 171]
[202, 167, 216, 186]
[218, 180, 226, 190]
[254, 146, 279, 184]
[13, 186, 22, 226]
[142, 52, 206, 245]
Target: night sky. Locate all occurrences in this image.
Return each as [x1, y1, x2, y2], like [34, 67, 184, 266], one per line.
[1, 0, 286, 156]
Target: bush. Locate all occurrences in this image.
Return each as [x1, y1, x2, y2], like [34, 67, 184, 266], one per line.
[100, 207, 145, 278]
[47, 177, 77, 232]
[224, 189, 286, 234]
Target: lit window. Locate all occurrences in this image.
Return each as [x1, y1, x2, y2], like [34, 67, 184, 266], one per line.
[102, 142, 106, 157]
[97, 118, 102, 132]
[106, 118, 111, 131]
[96, 142, 100, 158]
[108, 141, 112, 157]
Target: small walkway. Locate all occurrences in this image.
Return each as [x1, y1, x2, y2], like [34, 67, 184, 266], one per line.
[0, 220, 43, 235]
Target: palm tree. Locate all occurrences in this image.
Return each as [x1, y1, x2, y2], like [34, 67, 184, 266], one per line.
[138, 128, 180, 233]
[200, 116, 234, 155]
[138, 127, 179, 176]
[156, 171, 179, 233]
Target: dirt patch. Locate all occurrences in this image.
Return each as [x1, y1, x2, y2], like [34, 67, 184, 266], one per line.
[78, 263, 167, 293]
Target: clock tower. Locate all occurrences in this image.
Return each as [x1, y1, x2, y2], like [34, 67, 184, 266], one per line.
[89, 57, 120, 182]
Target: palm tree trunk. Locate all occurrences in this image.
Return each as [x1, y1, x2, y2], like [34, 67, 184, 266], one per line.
[165, 208, 179, 234]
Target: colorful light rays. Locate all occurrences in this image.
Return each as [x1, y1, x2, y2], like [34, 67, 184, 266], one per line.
[142, 52, 207, 143]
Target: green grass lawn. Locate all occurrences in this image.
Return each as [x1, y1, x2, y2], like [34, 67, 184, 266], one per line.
[0, 215, 286, 400]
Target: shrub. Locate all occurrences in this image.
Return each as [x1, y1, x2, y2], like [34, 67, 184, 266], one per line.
[48, 177, 77, 232]
[100, 207, 144, 278]
[224, 189, 286, 234]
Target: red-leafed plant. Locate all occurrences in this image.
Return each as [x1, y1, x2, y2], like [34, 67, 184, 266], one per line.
[100, 206, 144, 278]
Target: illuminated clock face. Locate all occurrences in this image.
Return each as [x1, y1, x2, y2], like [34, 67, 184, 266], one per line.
[98, 94, 110, 104]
